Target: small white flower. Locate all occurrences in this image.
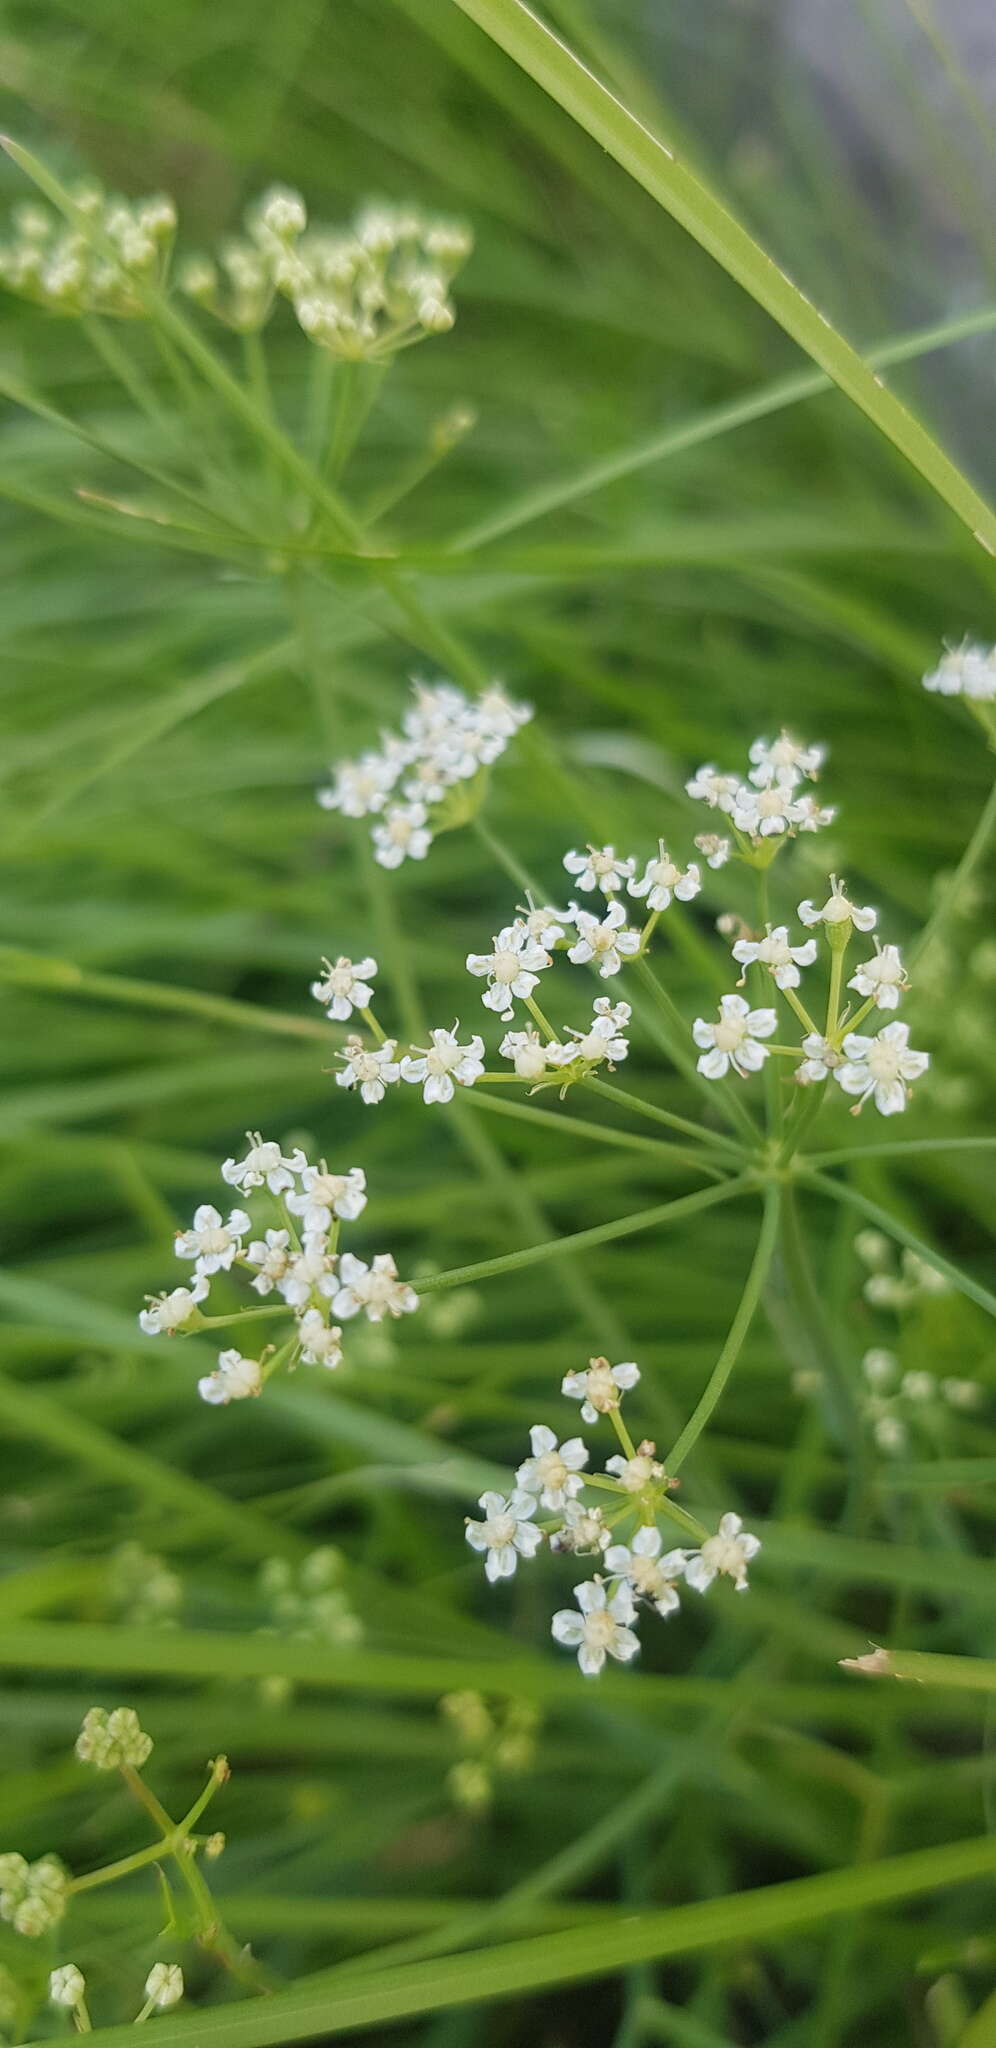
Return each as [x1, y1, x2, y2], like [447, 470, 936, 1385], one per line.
[923, 640, 996, 702]
[793, 794, 837, 833]
[518, 901, 567, 947]
[49, 1966, 86, 2009]
[500, 1027, 551, 1080]
[562, 844, 635, 895]
[175, 1204, 250, 1276]
[730, 783, 804, 839]
[748, 732, 826, 787]
[287, 1164, 367, 1233]
[686, 764, 740, 811]
[401, 1026, 485, 1104]
[245, 1228, 294, 1296]
[197, 1349, 263, 1405]
[901, 1370, 936, 1403]
[221, 1132, 307, 1196]
[279, 1238, 338, 1309]
[693, 994, 777, 1079]
[848, 942, 908, 1011]
[562, 1355, 640, 1425]
[862, 1348, 897, 1387]
[139, 1278, 208, 1335]
[336, 1036, 402, 1104]
[331, 1252, 418, 1322]
[547, 995, 631, 1069]
[550, 1501, 610, 1554]
[551, 1579, 641, 1677]
[515, 1424, 588, 1510]
[628, 845, 701, 913]
[144, 1965, 184, 2011]
[604, 1526, 686, 1617]
[296, 1308, 344, 1369]
[796, 1033, 843, 1084]
[466, 922, 551, 1020]
[694, 831, 731, 869]
[311, 954, 377, 1021]
[684, 1512, 760, 1594]
[732, 924, 817, 990]
[836, 1020, 930, 1116]
[317, 751, 398, 817]
[566, 900, 641, 978]
[605, 1449, 664, 1492]
[371, 801, 432, 868]
[798, 879, 877, 933]
[465, 1489, 541, 1583]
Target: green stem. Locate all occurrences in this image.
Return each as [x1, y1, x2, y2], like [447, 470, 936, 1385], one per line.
[666, 1182, 780, 1472]
[636, 958, 760, 1142]
[465, 1086, 728, 1178]
[910, 771, 996, 972]
[797, 1169, 996, 1320]
[584, 1076, 744, 1160]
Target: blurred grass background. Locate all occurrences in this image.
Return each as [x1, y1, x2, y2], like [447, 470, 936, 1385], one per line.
[0, 1, 995, 2043]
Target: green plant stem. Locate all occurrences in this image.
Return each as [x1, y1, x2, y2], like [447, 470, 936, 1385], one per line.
[910, 771, 996, 972]
[635, 958, 760, 1142]
[583, 1076, 743, 1158]
[466, 1087, 727, 1177]
[666, 1182, 780, 1472]
[798, 1168, 996, 1319]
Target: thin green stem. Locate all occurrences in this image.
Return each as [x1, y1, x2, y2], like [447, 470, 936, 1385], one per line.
[910, 772, 996, 972]
[636, 958, 760, 1142]
[798, 1169, 996, 1320]
[465, 1087, 728, 1178]
[583, 1076, 745, 1158]
[666, 1182, 780, 1472]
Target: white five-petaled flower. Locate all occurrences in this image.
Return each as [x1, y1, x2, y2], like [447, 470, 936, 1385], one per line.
[197, 1348, 263, 1406]
[798, 880, 877, 933]
[245, 1228, 293, 1296]
[547, 996, 631, 1069]
[628, 846, 701, 913]
[566, 900, 641, 978]
[848, 941, 908, 1011]
[551, 1500, 610, 1554]
[684, 1512, 760, 1594]
[311, 954, 377, 1021]
[318, 751, 398, 817]
[796, 1032, 843, 1085]
[922, 640, 996, 702]
[748, 732, 826, 787]
[792, 793, 837, 833]
[686, 764, 740, 811]
[296, 1309, 344, 1369]
[466, 923, 551, 1019]
[331, 1252, 418, 1322]
[605, 1449, 664, 1492]
[371, 801, 432, 868]
[515, 1425, 589, 1511]
[732, 924, 817, 990]
[551, 1579, 640, 1677]
[518, 901, 567, 947]
[401, 1026, 485, 1104]
[222, 1132, 307, 1196]
[604, 1527, 686, 1617]
[465, 1489, 541, 1583]
[562, 844, 635, 895]
[562, 1355, 640, 1424]
[175, 1204, 250, 1276]
[139, 1278, 208, 1335]
[336, 1036, 402, 1104]
[279, 1239, 337, 1309]
[500, 1027, 552, 1080]
[693, 995, 777, 1079]
[694, 832, 731, 869]
[287, 1164, 367, 1232]
[730, 782, 804, 839]
[836, 1021, 929, 1116]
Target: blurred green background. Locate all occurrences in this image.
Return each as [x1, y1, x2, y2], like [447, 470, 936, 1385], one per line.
[0, 2, 995, 2044]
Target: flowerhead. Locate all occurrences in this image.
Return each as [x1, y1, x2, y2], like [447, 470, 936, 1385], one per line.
[465, 1490, 541, 1582]
[336, 1036, 402, 1104]
[732, 924, 817, 990]
[566, 900, 641, 978]
[693, 994, 777, 1079]
[604, 1526, 685, 1617]
[197, 1349, 263, 1405]
[139, 1279, 208, 1335]
[836, 1020, 929, 1116]
[684, 1512, 760, 1594]
[331, 1252, 418, 1322]
[466, 923, 551, 1019]
[175, 1204, 250, 1276]
[311, 955, 377, 1021]
[562, 844, 635, 895]
[222, 1132, 307, 1196]
[551, 1579, 640, 1677]
[848, 942, 908, 1011]
[922, 640, 996, 702]
[561, 1355, 640, 1425]
[515, 1425, 588, 1510]
[401, 1025, 485, 1104]
[798, 879, 876, 933]
[76, 1705, 153, 1770]
[287, 1164, 367, 1232]
[296, 1309, 344, 1369]
[628, 846, 701, 913]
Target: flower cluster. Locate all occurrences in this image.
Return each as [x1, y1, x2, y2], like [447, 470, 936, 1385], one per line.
[76, 1705, 153, 1771]
[318, 678, 532, 865]
[858, 1347, 984, 1455]
[139, 1135, 417, 1404]
[464, 1359, 760, 1676]
[0, 1854, 68, 1938]
[686, 730, 834, 845]
[854, 1230, 950, 1312]
[0, 185, 176, 316]
[922, 639, 996, 704]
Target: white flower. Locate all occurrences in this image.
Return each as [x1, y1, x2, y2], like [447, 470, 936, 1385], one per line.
[465, 1489, 541, 1583]
[75, 1706, 152, 1770]
[796, 1033, 843, 1085]
[562, 1355, 640, 1425]
[551, 1580, 640, 1677]
[566, 900, 641, 978]
[901, 1370, 936, 1403]
[139, 1278, 208, 1335]
[197, 1349, 263, 1405]
[798, 879, 877, 933]
[331, 1251, 418, 1322]
[628, 846, 701, 913]
[221, 1132, 307, 1196]
[279, 1238, 338, 1308]
[371, 801, 432, 868]
[693, 994, 777, 1079]
[49, 1966, 86, 2009]
[144, 1965, 183, 2011]
[500, 1027, 552, 1080]
[605, 1449, 664, 1492]
[562, 844, 635, 895]
[311, 954, 377, 1021]
[793, 794, 837, 833]
[245, 1228, 294, 1296]
[175, 1204, 250, 1276]
[335, 1036, 402, 1104]
[466, 923, 551, 1020]
[748, 732, 826, 787]
[296, 1308, 344, 1369]
[732, 924, 817, 990]
[874, 1413, 906, 1454]
[836, 1020, 930, 1116]
[518, 902, 567, 947]
[730, 783, 804, 838]
[604, 1527, 686, 1617]
[287, 1164, 367, 1233]
[862, 1348, 897, 1387]
[515, 1424, 588, 1510]
[686, 764, 740, 811]
[547, 995, 631, 1069]
[317, 751, 398, 816]
[550, 1501, 610, 1554]
[848, 942, 908, 1011]
[684, 1512, 760, 1594]
[923, 640, 996, 702]
[475, 682, 533, 739]
[401, 1026, 485, 1104]
[694, 832, 731, 869]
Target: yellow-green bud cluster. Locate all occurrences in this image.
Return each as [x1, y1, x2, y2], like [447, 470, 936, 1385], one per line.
[0, 1853, 68, 1937]
[75, 1705, 153, 1771]
[0, 185, 175, 317]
